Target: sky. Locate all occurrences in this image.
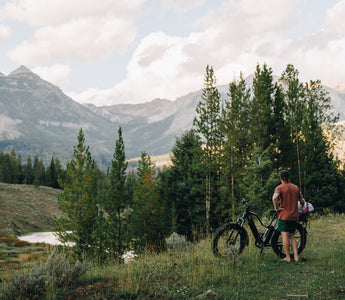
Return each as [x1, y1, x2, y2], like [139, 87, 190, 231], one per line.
[0, 0, 344, 106]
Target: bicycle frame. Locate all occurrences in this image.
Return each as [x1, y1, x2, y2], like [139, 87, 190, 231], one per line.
[235, 205, 278, 250]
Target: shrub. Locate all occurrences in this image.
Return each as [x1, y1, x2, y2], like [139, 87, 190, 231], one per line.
[165, 232, 191, 251]
[0, 251, 90, 299]
[0, 265, 46, 299]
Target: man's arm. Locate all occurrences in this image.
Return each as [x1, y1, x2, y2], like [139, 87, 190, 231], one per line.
[272, 192, 281, 212]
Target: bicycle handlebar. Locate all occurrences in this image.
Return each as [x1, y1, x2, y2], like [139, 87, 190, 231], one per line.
[241, 198, 262, 211]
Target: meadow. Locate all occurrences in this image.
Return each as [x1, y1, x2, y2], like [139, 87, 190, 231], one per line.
[0, 214, 344, 299]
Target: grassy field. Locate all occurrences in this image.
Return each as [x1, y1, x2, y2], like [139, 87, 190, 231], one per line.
[0, 183, 61, 235]
[69, 214, 344, 299]
[0, 214, 336, 299]
[0, 183, 344, 299]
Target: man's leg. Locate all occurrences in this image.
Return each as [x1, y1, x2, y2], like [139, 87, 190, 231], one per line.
[281, 231, 291, 262]
[289, 233, 299, 262]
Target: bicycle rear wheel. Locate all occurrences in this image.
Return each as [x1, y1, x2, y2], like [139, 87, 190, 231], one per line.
[271, 223, 307, 259]
[212, 223, 247, 257]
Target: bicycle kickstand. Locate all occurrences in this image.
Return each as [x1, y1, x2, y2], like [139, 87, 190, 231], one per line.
[259, 248, 265, 257]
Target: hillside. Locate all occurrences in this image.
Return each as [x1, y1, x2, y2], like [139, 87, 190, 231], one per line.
[0, 183, 61, 235]
[0, 66, 116, 169]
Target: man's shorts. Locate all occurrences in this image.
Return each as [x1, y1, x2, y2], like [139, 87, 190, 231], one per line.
[277, 219, 298, 233]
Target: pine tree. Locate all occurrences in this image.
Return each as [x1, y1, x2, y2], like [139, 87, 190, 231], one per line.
[55, 128, 99, 260]
[241, 146, 277, 209]
[279, 64, 306, 181]
[300, 80, 339, 209]
[193, 65, 223, 230]
[33, 156, 45, 187]
[159, 130, 205, 238]
[24, 155, 34, 184]
[131, 152, 166, 251]
[103, 127, 128, 261]
[250, 63, 275, 149]
[270, 82, 291, 170]
[220, 73, 251, 213]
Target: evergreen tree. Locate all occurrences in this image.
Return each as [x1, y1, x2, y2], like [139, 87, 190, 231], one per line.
[46, 157, 56, 188]
[220, 73, 251, 213]
[250, 63, 275, 149]
[193, 65, 223, 230]
[103, 127, 128, 261]
[33, 156, 46, 187]
[131, 152, 166, 251]
[300, 80, 339, 209]
[279, 64, 306, 181]
[159, 130, 205, 238]
[241, 146, 277, 209]
[1, 153, 15, 183]
[10, 149, 20, 183]
[24, 155, 34, 184]
[270, 82, 291, 170]
[16, 154, 24, 184]
[0, 152, 4, 182]
[55, 128, 99, 260]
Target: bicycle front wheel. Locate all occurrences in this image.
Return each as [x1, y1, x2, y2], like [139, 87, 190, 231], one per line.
[271, 223, 307, 259]
[212, 223, 247, 257]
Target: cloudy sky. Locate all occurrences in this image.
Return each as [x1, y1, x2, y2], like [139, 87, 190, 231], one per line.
[0, 0, 344, 106]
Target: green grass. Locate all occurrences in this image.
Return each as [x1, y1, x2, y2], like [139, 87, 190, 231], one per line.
[1, 215, 344, 299]
[67, 214, 345, 299]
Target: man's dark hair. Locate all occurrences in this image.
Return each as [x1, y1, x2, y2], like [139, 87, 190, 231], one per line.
[279, 170, 289, 182]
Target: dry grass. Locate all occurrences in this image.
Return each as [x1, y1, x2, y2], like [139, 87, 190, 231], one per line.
[0, 183, 61, 235]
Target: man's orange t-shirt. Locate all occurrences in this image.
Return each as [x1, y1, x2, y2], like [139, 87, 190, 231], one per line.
[274, 182, 302, 221]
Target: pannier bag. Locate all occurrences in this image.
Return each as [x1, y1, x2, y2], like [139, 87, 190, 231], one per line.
[298, 201, 314, 221]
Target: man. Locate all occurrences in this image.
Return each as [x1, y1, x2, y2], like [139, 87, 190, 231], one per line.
[272, 170, 305, 262]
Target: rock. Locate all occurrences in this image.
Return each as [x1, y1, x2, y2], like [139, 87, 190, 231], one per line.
[196, 289, 218, 298]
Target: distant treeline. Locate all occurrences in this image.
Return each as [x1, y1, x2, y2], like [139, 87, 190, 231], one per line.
[0, 150, 65, 188]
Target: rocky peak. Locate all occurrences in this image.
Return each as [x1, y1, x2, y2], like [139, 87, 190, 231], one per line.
[9, 65, 33, 77]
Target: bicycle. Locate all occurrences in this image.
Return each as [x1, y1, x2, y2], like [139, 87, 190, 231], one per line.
[212, 199, 307, 258]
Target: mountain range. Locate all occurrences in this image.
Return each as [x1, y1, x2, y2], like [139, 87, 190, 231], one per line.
[1, 66, 345, 169]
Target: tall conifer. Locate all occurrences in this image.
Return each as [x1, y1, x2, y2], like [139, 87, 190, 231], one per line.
[103, 127, 128, 261]
[55, 128, 98, 260]
[193, 65, 223, 231]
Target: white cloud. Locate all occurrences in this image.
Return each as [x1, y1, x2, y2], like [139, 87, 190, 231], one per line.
[72, 31, 206, 106]
[276, 0, 345, 83]
[160, 0, 205, 13]
[1, 0, 146, 26]
[3, 0, 145, 64]
[0, 24, 10, 40]
[73, 0, 304, 105]
[8, 16, 136, 63]
[32, 64, 72, 88]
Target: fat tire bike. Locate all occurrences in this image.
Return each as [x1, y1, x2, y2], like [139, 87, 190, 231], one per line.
[212, 199, 307, 258]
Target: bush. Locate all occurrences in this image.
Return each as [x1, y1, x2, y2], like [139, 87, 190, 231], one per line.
[165, 232, 191, 251]
[0, 251, 90, 299]
[0, 265, 46, 299]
